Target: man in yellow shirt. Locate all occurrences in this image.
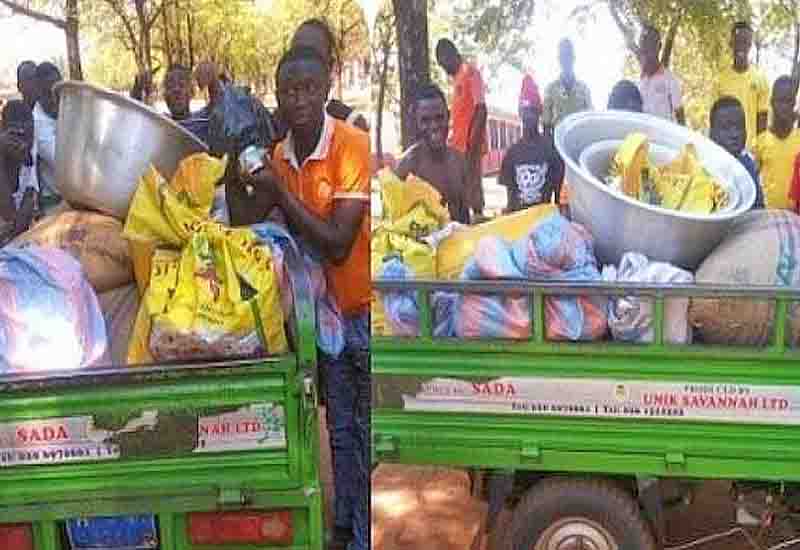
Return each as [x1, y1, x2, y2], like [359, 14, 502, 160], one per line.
[713, 22, 770, 151]
[754, 76, 800, 210]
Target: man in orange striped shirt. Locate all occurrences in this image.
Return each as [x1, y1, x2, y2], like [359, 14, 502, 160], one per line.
[436, 38, 488, 221]
[241, 46, 369, 550]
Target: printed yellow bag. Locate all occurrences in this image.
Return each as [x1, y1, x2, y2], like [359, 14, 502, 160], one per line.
[371, 228, 435, 336]
[124, 153, 287, 364]
[387, 202, 443, 240]
[124, 153, 227, 293]
[378, 168, 449, 225]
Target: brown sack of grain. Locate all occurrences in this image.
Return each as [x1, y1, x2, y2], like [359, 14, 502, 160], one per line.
[690, 210, 800, 346]
[13, 211, 134, 292]
[96, 284, 140, 366]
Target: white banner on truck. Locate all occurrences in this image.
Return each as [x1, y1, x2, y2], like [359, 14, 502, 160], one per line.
[402, 377, 800, 424]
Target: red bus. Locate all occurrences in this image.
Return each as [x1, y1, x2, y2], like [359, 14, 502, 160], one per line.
[483, 107, 521, 176]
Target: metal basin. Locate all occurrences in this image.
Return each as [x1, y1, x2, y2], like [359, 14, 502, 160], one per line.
[55, 81, 208, 220]
[555, 111, 755, 270]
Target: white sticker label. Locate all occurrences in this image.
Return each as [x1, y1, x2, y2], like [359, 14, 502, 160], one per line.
[0, 417, 119, 467]
[196, 404, 286, 453]
[403, 377, 800, 425]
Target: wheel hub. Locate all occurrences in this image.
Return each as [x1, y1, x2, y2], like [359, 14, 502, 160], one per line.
[534, 517, 618, 550]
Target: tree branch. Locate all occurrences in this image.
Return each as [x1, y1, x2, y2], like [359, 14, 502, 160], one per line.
[102, 0, 139, 53]
[0, 0, 66, 28]
[661, 9, 683, 68]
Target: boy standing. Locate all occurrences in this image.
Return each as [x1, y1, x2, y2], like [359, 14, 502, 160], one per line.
[499, 76, 564, 213]
[713, 22, 770, 151]
[242, 46, 370, 550]
[710, 96, 764, 209]
[754, 76, 800, 210]
[0, 100, 38, 242]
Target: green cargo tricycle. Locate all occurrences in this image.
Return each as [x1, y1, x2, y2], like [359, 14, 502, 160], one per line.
[0, 239, 324, 550]
[372, 278, 800, 550]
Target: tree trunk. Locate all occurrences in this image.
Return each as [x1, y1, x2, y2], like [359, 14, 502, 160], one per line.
[135, 0, 153, 76]
[392, 0, 429, 151]
[375, 40, 391, 162]
[0, 0, 83, 80]
[187, 7, 195, 68]
[792, 19, 800, 95]
[660, 12, 682, 69]
[162, 3, 174, 68]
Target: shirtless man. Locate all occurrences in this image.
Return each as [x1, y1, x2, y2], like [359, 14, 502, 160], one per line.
[394, 83, 470, 224]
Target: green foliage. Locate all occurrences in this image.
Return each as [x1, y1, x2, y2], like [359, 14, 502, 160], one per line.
[83, 0, 368, 98]
[448, 0, 537, 78]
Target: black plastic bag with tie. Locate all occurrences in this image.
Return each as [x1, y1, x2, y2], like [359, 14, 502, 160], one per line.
[207, 84, 276, 159]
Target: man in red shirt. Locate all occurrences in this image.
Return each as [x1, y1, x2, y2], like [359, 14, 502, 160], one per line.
[436, 38, 488, 221]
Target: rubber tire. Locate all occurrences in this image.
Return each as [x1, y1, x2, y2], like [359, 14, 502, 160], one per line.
[500, 478, 658, 550]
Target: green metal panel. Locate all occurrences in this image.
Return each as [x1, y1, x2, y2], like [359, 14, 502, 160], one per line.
[372, 279, 800, 483]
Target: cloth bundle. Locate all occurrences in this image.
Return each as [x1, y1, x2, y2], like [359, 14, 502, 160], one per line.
[0, 245, 107, 373]
[381, 214, 608, 341]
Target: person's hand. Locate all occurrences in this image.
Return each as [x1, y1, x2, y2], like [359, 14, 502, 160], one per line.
[242, 160, 284, 213]
[0, 130, 28, 163]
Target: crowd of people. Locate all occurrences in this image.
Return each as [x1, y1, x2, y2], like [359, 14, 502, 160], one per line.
[400, 21, 800, 223]
[0, 17, 370, 550]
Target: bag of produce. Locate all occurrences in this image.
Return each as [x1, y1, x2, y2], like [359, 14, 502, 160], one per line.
[512, 215, 607, 341]
[602, 252, 693, 344]
[436, 204, 557, 279]
[372, 229, 436, 337]
[96, 284, 140, 366]
[0, 245, 106, 373]
[124, 154, 287, 364]
[13, 211, 134, 293]
[690, 210, 800, 346]
[383, 215, 606, 342]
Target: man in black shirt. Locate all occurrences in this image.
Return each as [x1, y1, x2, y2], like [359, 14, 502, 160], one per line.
[499, 77, 564, 213]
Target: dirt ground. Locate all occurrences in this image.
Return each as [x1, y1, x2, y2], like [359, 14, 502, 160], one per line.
[369, 467, 800, 550]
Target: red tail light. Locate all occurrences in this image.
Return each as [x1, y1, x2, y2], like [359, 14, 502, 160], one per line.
[0, 523, 33, 550]
[187, 510, 293, 546]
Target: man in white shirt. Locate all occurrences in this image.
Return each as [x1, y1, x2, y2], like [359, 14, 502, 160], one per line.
[638, 25, 686, 125]
[32, 62, 62, 214]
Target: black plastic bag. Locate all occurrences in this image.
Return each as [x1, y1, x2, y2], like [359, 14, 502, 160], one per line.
[207, 84, 276, 158]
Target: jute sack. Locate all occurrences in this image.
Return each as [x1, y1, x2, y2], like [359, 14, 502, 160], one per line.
[96, 284, 140, 366]
[13, 211, 133, 292]
[690, 210, 800, 346]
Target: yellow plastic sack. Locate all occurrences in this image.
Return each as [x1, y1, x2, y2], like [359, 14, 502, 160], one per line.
[387, 202, 443, 240]
[123, 153, 287, 364]
[379, 168, 450, 225]
[609, 133, 649, 198]
[124, 153, 227, 293]
[371, 228, 435, 336]
[654, 145, 728, 214]
[437, 205, 557, 279]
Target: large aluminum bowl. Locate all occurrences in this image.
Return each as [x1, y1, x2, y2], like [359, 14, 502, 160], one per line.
[554, 111, 755, 270]
[55, 81, 208, 220]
